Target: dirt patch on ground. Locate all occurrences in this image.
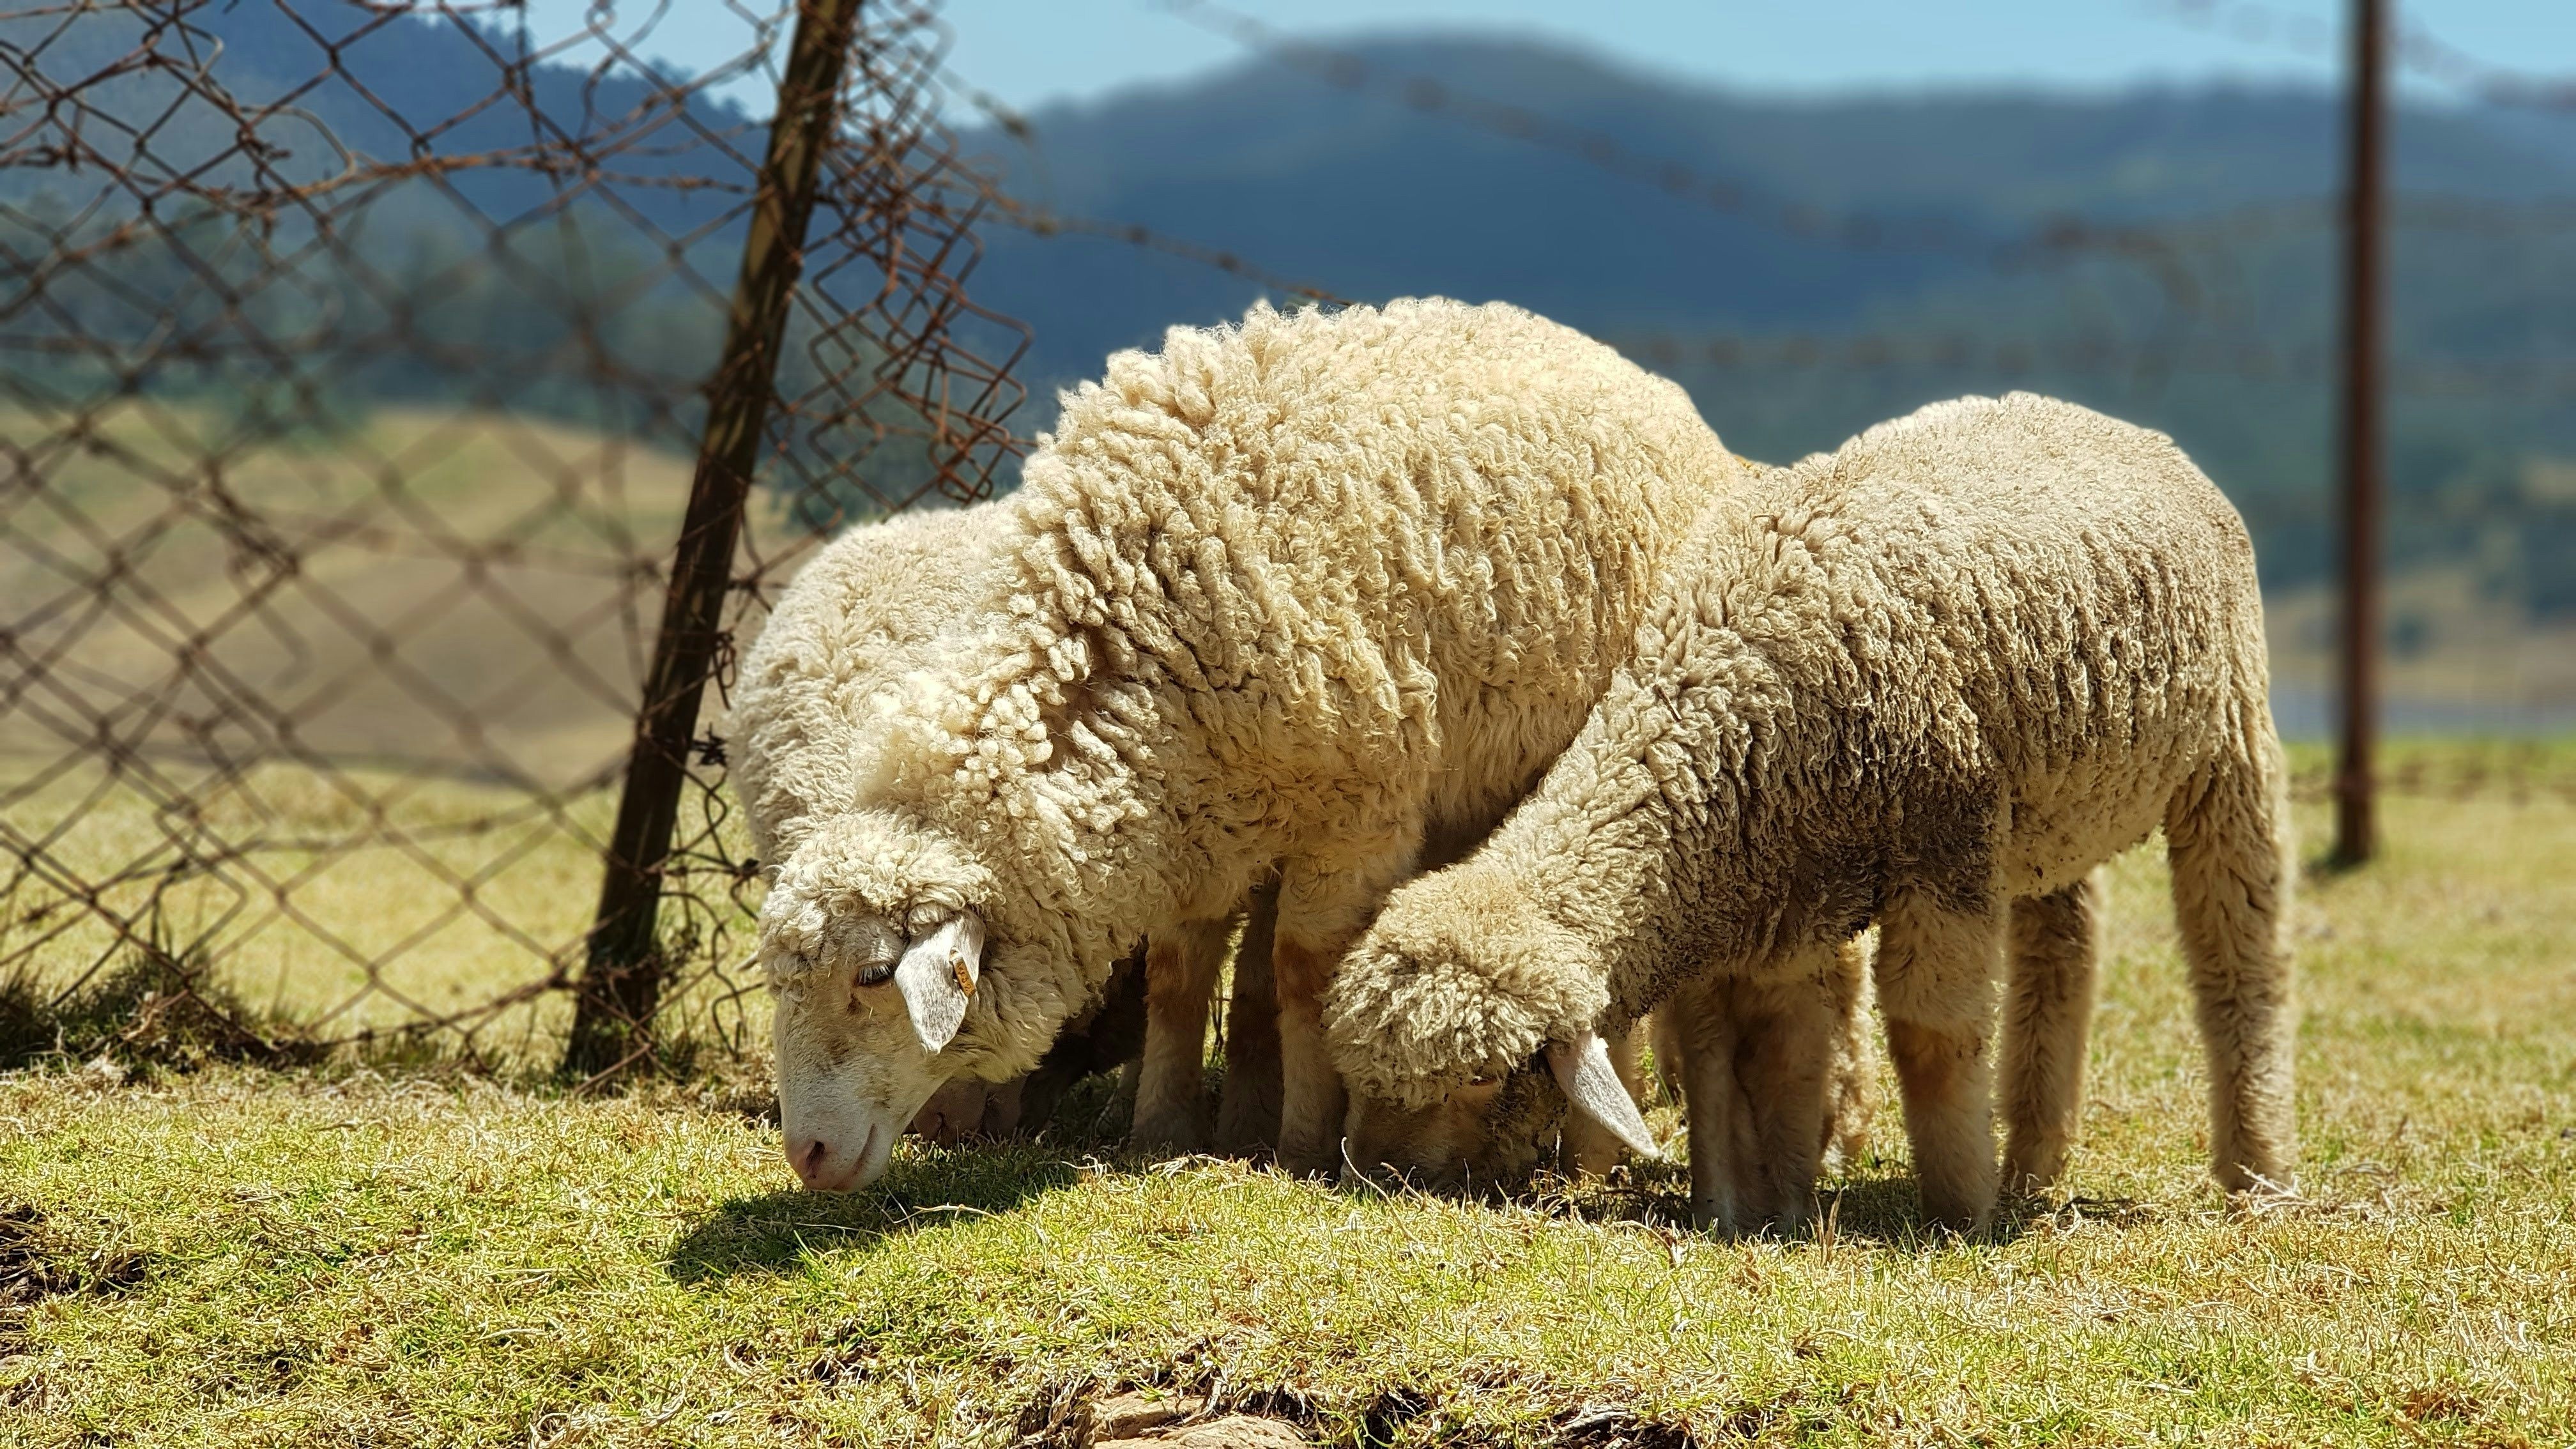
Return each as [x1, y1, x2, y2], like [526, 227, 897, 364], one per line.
[0, 1205, 148, 1315]
[1080, 1392, 1310, 1446]
[1026, 1384, 1709, 1448]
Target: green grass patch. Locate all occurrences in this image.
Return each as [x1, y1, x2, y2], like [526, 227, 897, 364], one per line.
[4, 788, 2575, 1445]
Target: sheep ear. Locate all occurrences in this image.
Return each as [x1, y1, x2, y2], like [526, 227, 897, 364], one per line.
[1546, 1031, 1660, 1160]
[894, 914, 984, 1054]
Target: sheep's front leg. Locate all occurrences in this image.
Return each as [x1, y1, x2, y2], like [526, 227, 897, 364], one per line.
[1874, 891, 2008, 1234]
[2000, 876, 2099, 1195]
[1273, 849, 1421, 1176]
[1740, 960, 1844, 1233]
[1665, 974, 1758, 1233]
[1131, 916, 1234, 1155]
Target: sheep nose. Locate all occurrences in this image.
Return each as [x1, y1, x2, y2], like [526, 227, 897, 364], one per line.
[788, 1133, 836, 1189]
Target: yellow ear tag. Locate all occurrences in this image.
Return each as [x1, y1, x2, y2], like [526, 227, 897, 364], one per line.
[952, 955, 976, 996]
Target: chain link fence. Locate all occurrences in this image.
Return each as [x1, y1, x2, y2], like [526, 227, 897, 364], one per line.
[0, 0, 1024, 1073]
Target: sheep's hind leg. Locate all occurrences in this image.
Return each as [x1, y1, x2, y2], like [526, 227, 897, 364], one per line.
[1818, 934, 1879, 1174]
[2166, 737, 2299, 1195]
[1999, 875, 2100, 1196]
[1874, 891, 2008, 1234]
[1213, 878, 1284, 1156]
[1271, 847, 1428, 1177]
[1130, 917, 1232, 1155]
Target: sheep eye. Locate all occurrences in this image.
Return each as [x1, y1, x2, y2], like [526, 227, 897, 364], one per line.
[855, 960, 896, 988]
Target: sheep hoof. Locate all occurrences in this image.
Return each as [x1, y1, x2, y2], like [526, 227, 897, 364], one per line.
[1128, 1108, 1208, 1158]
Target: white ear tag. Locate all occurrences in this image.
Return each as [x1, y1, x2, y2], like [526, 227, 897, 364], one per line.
[1547, 1031, 1660, 1160]
[894, 914, 984, 1054]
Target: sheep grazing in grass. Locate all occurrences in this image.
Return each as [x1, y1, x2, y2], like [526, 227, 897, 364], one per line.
[754, 297, 1745, 1188]
[728, 505, 1276, 1156]
[1326, 393, 2296, 1232]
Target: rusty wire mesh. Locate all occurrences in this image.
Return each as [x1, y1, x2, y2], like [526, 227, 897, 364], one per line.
[0, 0, 1026, 1071]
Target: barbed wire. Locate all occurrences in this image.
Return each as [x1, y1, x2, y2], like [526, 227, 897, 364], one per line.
[968, 187, 1349, 305]
[2286, 748, 2576, 808]
[2138, 0, 2576, 111]
[1610, 327, 2576, 400]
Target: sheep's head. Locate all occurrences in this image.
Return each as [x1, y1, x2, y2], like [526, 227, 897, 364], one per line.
[1324, 858, 1657, 1184]
[758, 809, 1006, 1192]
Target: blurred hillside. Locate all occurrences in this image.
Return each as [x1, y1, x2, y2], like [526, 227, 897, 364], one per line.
[958, 37, 2576, 622]
[6, 7, 2572, 730]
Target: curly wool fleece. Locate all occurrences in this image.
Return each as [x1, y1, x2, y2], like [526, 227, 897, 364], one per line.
[1325, 393, 2297, 1221]
[777, 298, 1746, 1089]
[727, 503, 1013, 871]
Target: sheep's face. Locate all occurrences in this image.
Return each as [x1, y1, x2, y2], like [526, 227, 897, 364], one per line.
[1340, 1077, 1509, 1189]
[1342, 1056, 1632, 1188]
[1326, 859, 1653, 1181]
[760, 810, 996, 1192]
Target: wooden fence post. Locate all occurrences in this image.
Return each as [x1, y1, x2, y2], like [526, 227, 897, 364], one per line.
[2331, 0, 2387, 868]
[564, 0, 866, 1078]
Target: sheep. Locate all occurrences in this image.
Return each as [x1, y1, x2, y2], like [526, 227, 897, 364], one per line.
[1324, 393, 2296, 1232]
[726, 503, 1269, 1154]
[755, 296, 1747, 1189]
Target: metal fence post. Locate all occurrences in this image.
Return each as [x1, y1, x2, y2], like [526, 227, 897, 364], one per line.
[2331, 0, 2386, 868]
[563, 0, 866, 1078]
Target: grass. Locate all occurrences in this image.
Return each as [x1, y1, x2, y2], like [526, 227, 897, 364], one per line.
[3, 783, 2574, 1446]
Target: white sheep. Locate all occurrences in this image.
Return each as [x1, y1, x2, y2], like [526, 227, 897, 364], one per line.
[1325, 393, 2297, 1232]
[755, 297, 1747, 1188]
[727, 503, 1264, 1152]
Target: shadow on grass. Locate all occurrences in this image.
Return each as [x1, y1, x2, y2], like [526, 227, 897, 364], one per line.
[670, 1129, 2156, 1283]
[1505, 1157, 2156, 1250]
[664, 1144, 1088, 1284]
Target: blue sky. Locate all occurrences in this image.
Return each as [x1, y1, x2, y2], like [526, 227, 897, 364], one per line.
[512, 1, 2576, 114]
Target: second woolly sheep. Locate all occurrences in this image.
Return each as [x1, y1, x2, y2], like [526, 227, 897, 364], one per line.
[1326, 393, 2296, 1232]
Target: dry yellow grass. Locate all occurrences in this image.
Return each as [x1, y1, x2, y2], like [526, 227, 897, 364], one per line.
[3, 781, 2572, 1446]
[0, 402, 831, 1054]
